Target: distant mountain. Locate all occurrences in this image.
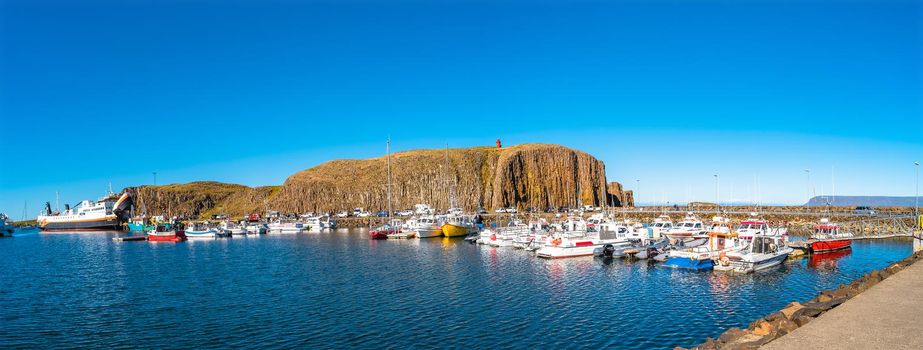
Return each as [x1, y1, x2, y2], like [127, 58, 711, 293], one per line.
[806, 196, 919, 207]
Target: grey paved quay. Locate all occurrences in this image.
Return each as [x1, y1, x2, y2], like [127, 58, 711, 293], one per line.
[762, 258, 923, 350]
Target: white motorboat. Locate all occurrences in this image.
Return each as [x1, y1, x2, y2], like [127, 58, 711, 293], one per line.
[268, 221, 305, 234]
[245, 223, 268, 234]
[663, 212, 707, 241]
[714, 234, 792, 273]
[185, 224, 223, 239]
[645, 214, 673, 239]
[304, 216, 335, 231]
[220, 221, 247, 235]
[535, 231, 625, 259]
[663, 216, 744, 270]
[413, 215, 444, 238]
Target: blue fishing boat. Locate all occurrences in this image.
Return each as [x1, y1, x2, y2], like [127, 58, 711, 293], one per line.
[662, 256, 714, 270]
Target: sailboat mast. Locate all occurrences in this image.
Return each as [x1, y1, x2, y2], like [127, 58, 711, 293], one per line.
[444, 144, 451, 210]
[387, 137, 392, 220]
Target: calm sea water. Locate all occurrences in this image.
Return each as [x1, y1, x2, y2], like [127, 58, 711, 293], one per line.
[0, 229, 911, 349]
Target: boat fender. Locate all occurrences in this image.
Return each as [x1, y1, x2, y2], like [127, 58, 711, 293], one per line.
[718, 252, 730, 266]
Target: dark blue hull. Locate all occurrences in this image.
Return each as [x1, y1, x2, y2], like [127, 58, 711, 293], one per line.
[42, 218, 122, 231]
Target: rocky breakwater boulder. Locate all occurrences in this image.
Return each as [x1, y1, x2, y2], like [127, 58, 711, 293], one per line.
[681, 250, 923, 350]
[269, 143, 611, 214]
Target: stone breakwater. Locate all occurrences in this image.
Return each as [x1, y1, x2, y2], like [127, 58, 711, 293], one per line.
[680, 249, 923, 350]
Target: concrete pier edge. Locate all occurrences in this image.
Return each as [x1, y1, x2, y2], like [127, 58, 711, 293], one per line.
[680, 247, 923, 350]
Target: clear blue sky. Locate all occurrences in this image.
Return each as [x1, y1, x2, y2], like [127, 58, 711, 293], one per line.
[1, 0, 921, 217]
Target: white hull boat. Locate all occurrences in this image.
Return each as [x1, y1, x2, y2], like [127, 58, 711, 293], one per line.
[714, 235, 793, 273]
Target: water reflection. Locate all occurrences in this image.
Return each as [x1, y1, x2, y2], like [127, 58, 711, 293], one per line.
[0, 228, 912, 350]
[808, 249, 852, 269]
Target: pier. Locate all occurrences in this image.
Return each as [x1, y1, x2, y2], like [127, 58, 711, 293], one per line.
[762, 252, 923, 349]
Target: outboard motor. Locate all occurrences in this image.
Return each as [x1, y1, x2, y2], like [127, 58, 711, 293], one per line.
[602, 244, 616, 257]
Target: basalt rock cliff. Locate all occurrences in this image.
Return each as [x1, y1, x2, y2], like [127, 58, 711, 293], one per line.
[269, 144, 609, 214]
[125, 144, 626, 218]
[126, 182, 278, 219]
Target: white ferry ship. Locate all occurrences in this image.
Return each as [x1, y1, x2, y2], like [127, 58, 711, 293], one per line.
[37, 191, 132, 231]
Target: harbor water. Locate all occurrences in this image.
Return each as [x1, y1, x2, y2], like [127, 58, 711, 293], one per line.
[0, 229, 911, 349]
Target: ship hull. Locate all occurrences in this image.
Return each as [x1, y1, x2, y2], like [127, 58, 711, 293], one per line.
[40, 217, 122, 231]
[811, 239, 852, 253]
[442, 223, 472, 237]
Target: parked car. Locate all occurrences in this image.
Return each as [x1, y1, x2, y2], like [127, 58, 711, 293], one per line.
[375, 211, 389, 217]
[494, 208, 506, 213]
[854, 206, 877, 216]
[397, 209, 414, 217]
[335, 211, 350, 218]
[507, 207, 518, 213]
[477, 207, 488, 214]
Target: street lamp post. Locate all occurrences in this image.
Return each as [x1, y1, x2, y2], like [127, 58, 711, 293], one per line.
[714, 174, 719, 213]
[636, 179, 640, 208]
[153, 172, 158, 186]
[805, 169, 811, 212]
[915, 161, 919, 218]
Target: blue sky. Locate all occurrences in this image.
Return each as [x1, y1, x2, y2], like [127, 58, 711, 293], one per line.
[1, 0, 921, 217]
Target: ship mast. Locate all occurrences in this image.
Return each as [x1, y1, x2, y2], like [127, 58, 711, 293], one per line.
[444, 144, 451, 211]
[387, 137, 392, 221]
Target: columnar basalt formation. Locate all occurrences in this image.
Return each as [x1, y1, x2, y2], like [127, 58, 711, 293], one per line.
[122, 144, 622, 219]
[606, 182, 634, 207]
[269, 144, 611, 214]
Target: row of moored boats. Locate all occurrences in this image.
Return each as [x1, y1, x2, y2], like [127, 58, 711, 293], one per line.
[462, 212, 854, 274]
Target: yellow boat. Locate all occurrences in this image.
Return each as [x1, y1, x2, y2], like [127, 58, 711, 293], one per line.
[441, 223, 472, 237]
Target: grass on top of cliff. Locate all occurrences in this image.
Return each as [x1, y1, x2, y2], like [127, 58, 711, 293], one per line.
[132, 181, 280, 219]
[286, 143, 585, 182]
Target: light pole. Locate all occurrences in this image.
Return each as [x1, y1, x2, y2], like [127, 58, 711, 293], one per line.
[714, 174, 719, 213]
[636, 179, 640, 208]
[805, 169, 811, 211]
[915, 161, 919, 218]
[153, 172, 158, 186]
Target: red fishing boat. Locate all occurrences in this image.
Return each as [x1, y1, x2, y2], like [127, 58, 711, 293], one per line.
[809, 218, 852, 253]
[369, 224, 399, 240]
[147, 225, 187, 242]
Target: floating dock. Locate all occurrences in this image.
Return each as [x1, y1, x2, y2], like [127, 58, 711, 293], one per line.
[112, 236, 146, 242]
